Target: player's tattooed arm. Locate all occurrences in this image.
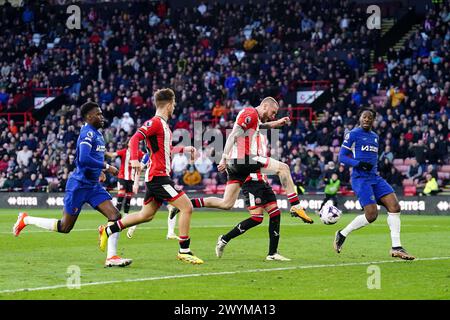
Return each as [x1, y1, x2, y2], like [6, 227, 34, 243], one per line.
[259, 117, 290, 129]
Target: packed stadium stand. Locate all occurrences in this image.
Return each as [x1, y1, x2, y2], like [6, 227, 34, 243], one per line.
[0, 0, 448, 197]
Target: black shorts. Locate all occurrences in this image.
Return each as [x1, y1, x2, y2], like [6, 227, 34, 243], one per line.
[226, 156, 270, 184]
[242, 180, 277, 210]
[117, 179, 133, 193]
[144, 176, 185, 206]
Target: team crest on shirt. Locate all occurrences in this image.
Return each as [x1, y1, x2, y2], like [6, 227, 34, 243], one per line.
[87, 131, 94, 138]
[245, 116, 252, 124]
[344, 132, 350, 141]
[255, 198, 261, 204]
[145, 120, 153, 127]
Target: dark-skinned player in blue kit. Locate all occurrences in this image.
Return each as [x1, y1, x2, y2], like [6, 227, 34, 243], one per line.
[13, 102, 132, 267]
[335, 108, 415, 260]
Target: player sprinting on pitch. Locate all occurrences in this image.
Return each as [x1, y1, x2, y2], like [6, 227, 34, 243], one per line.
[105, 145, 145, 239]
[190, 97, 314, 224]
[98, 88, 203, 264]
[335, 108, 415, 260]
[13, 102, 132, 267]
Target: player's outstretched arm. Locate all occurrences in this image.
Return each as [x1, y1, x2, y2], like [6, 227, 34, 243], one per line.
[259, 116, 290, 129]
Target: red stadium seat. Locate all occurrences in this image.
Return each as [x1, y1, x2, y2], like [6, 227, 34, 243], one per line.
[216, 185, 226, 194]
[204, 185, 217, 194]
[403, 185, 416, 196]
[402, 179, 414, 186]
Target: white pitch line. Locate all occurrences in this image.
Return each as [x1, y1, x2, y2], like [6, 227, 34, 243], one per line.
[1, 256, 449, 294]
[1, 223, 449, 235]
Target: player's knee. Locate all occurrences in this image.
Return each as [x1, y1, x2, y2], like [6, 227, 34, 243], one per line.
[278, 162, 289, 174]
[365, 211, 378, 223]
[220, 201, 234, 210]
[143, 215, 154, 222]
[390, 203, 401, 213]
[59, 223, 73, 234]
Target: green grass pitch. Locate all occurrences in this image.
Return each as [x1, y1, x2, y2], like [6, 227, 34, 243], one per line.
[0, 208, 449, 300]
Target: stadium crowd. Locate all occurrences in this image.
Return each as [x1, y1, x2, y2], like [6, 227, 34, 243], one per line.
[0, 0, 448, 196]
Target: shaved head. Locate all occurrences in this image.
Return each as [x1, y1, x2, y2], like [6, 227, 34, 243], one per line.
[261, 97, 279, 108]
[256, 97, 280, 122]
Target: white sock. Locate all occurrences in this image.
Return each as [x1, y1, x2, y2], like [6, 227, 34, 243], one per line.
[341, 214, 370, 237]
[24, 216, 58, 231]
[167, 213, 177, 235]
[387, 212, 402, 248]
[107, 232, 119, 259]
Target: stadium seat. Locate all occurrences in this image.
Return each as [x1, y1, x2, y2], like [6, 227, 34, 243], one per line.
[204, 185, 217, 194]
[402, 179, 415, 186]
[403, 185, 417, 196]
[272, 185, 281, 194]
[216, 185, 226, 193]
[395, 165, 409, 173]
[437, 172, 450, 180]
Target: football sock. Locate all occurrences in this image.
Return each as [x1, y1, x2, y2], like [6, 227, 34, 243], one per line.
[287, 193, 300, 206]
[341, 214, 370, 237]
[24, 216, 58, 232]
[105, 220, 124, 236]
[167, 211, 177, 235]
[387, 212, 402, 248]
[222, 216, 263, 243]
[116, 194, 124, 211]
[191, 198, 204, 208]
[124, 194, 132, 214]
[179, 236, 191, 253]
[107, 221, 119, 259]
[268, 209, 281, 255]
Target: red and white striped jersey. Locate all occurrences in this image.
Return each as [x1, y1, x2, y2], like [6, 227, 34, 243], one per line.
[130, 116, 172, 182]
[116, 148, 145, 181]
[229, 107, 261, 159]
[245, 132, 269, 183]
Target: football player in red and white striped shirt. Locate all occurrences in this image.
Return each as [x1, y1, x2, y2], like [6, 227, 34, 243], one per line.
[105, 146, 145, 217]
[214, 133, 290, 260]
[191, 97, 314, 224]
[99, 88, 203, 264]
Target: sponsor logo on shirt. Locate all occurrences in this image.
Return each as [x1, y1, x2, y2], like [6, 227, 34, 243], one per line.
[361, 145, 378, 152]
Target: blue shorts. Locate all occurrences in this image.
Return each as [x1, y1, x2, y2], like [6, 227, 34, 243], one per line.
[351, 175, 394, 208]
[64, 177, 112, 215]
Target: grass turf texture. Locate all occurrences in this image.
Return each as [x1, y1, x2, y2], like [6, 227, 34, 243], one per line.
[0, 209, 449, 300]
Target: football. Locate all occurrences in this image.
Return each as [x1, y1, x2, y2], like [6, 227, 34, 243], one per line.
[319, 202, 342, 225]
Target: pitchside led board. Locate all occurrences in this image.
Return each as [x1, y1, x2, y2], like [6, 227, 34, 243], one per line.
[1, 193, 449, 215]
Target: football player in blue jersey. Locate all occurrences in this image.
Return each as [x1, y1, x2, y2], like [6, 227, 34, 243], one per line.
[335, 108, 415, 260]
[13, 102, 132, 267]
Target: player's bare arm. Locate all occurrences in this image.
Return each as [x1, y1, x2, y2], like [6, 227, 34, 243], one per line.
[218, 125, 245, 172]
[259, 116, 290, 129]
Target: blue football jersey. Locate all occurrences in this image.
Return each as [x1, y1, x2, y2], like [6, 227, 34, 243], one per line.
[71, 123, 106, 184]
[341, 127, 379, 177]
